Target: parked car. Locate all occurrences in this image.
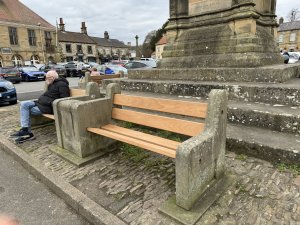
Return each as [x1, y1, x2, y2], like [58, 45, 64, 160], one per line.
[40, 64, 66, 77]
[0, 67, 22, 83]
[288, 53, 300, 64]
[105, 64, 128, 75]
[64, 62, 80, 77]
[124, 61, 155, 69]
[140, 58, 157, 67]
[0, 78, 17, 105]
[18, 66, 46, 81]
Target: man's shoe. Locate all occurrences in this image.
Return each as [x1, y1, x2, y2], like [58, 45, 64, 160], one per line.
[15, 133, 35, 144]
[10, 128, 31, 137]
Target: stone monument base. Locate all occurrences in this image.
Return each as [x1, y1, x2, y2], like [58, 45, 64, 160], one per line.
[128, 64, 300, 83]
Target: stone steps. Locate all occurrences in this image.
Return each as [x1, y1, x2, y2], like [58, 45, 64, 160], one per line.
[104, 77, 300, 105]
[227, 124, 299, 165]
[228, 101, 300, 135]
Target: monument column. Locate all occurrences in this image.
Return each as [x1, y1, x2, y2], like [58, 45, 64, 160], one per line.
[169, 0, 189, 18]
[177, 0, 189, 17]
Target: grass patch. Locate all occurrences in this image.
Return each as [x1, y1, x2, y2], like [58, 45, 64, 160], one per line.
[121, 143, 149, 162]
[235, 182, 247, 193]
[236, 154, 247, 161]
[276, 163, 300, 176]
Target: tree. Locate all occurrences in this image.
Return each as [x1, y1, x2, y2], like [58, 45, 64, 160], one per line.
[149, 21, 169, 52]
[287, 8, 300, 22]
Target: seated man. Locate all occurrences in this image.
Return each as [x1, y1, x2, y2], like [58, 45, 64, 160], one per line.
[10, 70, 70, 143]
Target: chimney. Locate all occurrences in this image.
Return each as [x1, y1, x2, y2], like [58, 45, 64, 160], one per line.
[59, 18, 65, 31]
[81, 22, 87, 34]
[279, 17, 284, 25]
[104, 31, 109, 39]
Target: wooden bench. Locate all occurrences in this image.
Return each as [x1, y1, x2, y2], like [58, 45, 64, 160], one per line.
[87, 94, 207, 158]
[85, 83, 228, 211]
[42, 88, 87, 120]
[53, 83, 228, 215]
[89, 74, 121, 86]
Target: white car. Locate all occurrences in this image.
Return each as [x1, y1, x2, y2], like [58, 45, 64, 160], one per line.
[288, 53, 300, 64]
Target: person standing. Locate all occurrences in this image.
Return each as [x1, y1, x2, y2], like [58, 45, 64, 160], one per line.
[10, 70, 70, 143]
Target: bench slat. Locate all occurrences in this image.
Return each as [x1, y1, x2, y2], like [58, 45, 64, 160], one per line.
[42, 114, 55, 120]
[70, 88, 86, 97]
[112, 108, 204, 136]
[87, 127, 176, 158]
[102, 124, 180, 150]
[91, 74, 121, 85]
[114, 94, 207, 118]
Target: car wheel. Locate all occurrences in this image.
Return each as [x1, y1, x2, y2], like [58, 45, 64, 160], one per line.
[25, 76, 29, 82]
[69, 71, 74, 77]
[9, 100, 18, 105]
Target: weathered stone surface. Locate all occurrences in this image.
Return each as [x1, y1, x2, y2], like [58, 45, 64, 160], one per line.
[162, 0, 281, 69]
[127, 64, 300, 83]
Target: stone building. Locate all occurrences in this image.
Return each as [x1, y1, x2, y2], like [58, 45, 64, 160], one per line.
[277, 18, 300, 52]
[91, 31, 129, 63]
[0, 0, 56, 67]
[155, 35, 167, 60]
[57, 18, 97, 63]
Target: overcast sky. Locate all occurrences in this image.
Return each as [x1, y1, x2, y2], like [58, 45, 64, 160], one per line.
[19, 0, 300, 44]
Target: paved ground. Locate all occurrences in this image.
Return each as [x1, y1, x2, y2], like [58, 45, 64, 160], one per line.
[0, 104, 299, 225]
[0, 140, 90, 225]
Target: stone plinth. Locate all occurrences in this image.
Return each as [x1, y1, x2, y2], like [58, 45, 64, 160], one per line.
[162, 0, 281, 69]
[128, 64, 300, 83]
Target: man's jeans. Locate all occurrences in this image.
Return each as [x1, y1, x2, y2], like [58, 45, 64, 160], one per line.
[20, 101, 42, 130]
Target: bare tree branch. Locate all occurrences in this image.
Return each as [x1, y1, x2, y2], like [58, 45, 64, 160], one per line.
[287, 8, 300, 22]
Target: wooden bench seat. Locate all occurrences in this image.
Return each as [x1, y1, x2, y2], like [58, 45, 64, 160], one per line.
[90, 74, 121, 86]
[87, 94, 208, 158]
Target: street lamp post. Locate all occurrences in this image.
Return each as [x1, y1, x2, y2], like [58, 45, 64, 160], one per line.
[135, 35, 139, 59]
[38, 23, 46, 64]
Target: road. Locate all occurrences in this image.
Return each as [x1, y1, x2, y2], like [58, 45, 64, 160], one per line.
[0, 149, 90, 225]
[0, 77, 92, 224]
[14, 77, 80, 101]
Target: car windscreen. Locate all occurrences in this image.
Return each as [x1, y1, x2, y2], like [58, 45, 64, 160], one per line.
[1, 68, 19, 74]
[53, 65, 65, 69]
[22, 67, 39, 72]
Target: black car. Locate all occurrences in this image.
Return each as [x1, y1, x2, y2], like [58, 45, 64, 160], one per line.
[0, 78, 18, 105]
[0, 67, 22, 83]
[64, 62, 80, 77]
[40, 64, 67, 78]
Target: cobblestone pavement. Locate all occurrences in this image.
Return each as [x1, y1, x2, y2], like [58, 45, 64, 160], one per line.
[1, 104, 299, 225]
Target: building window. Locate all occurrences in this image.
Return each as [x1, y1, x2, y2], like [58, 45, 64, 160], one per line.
[77, 45, 82, 53]
[278, 34, 284, 43]
[12, 55, 23, 66]
[44, 31, 52, 48]
[28, 29, 36, 46]
[290, 33, 296, 42]
[87, 46, 93, 54]
[30, 55, 40, 64]
[66, 44, 72, 53]
[8, 27, 18, 45]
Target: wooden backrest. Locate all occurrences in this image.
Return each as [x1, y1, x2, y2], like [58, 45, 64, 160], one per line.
[70, 88, 86, 97]
[112, 94, 208, 136]
[90, 74, 121, 85]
